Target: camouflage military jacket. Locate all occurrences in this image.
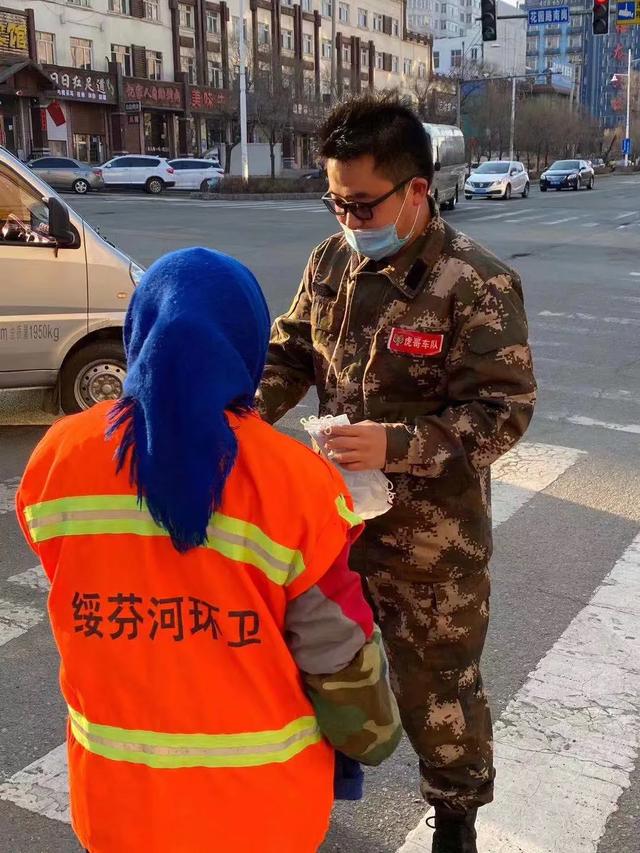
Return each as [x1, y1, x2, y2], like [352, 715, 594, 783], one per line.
[257, 205, 537, 582]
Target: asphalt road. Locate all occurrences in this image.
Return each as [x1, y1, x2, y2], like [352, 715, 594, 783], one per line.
[1, 175, 640, 853]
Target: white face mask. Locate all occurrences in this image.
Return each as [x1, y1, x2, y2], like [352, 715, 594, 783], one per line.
[340, 181, 422, 262]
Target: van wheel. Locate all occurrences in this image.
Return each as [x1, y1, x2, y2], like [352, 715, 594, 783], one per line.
[145, 177, 164, 195]
[60, 341, 126, 414]
[72, 179, 90, 194]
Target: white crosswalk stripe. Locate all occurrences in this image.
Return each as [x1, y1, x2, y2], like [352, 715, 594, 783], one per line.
[399, 534, 640, 853]
[0, 439, 590, 827]
[0, 598, 43, 646]
[7, 566, 49, 593]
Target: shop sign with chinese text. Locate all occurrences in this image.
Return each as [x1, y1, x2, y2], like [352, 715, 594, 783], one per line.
[124, 79, 184, 110]
[46, 66, 117, 104]
[0, 8, 28, 57]
[189, 86, 230, 112]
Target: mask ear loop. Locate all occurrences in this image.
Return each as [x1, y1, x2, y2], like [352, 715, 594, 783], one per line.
[394, 179, 422, 242]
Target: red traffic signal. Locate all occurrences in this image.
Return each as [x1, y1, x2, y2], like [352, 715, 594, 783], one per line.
[592, 0, 609, 35]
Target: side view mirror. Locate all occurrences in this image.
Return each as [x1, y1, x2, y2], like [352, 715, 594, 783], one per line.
[510, 169, 518, 176]
[48, 196, 75, 246]
[434, 161, 442, 172]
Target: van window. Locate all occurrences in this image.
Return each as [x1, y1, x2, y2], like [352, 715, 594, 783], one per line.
[0, 163, 55, 245]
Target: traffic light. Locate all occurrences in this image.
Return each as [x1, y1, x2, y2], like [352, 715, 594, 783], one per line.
[592, 0, 609, 35]
[481, 0, 497, 41]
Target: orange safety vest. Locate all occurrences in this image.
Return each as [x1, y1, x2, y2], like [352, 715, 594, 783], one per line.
[17, 402, 361, 853]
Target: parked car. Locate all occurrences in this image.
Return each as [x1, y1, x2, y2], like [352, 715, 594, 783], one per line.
[168, 158, 224, 191]
[1, 145, 142, 414]
[540, 159, 595, 192]
[464, 160, 530, 200]
[100, 155, 176, 194]
[27, 157, 104, 194]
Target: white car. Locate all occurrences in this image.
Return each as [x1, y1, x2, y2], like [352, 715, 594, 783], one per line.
[464, 160, 530, 201]
[167, 159, 225, 191]
[101, 155, 176, 194]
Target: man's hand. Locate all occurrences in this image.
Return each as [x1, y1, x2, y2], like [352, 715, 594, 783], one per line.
[324, 421, 388, 471]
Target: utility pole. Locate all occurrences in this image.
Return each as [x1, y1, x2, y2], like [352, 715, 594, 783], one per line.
[625, 48, 631, 168]
[509, 75, 516, 161]
[238, 0, 249, 181]
[330, 0, 337, 103]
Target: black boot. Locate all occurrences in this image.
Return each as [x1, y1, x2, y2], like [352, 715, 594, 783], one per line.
[429, 806, 478, 853]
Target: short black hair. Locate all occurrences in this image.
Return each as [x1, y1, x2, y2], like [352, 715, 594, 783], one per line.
[317, 91, 434, 185]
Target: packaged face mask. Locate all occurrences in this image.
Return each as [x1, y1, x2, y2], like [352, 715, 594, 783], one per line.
[301, 415, 394, 521]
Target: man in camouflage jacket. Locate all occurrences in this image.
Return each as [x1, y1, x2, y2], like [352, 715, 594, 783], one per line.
[257, 94, 536, 852]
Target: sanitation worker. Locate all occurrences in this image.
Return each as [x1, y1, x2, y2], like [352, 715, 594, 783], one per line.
[16, 247, 401, 853]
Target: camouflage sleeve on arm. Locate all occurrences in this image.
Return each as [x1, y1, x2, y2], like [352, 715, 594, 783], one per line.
[255, 246, 320, 425]
[385, 272, 537, 477]
[303, 627, 402, 766]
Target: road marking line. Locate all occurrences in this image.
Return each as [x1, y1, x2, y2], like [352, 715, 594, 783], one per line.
[542, 383, 635, 402]
[542, 216, 581, 225]
[580, 222, 599, 227]
[0, 744, 70, 823]
[539, 310, 640, 327]
[7, 566, 49, 593]
[491, 443, 584, 528]
[543, 414, 640, 435]
[399, 532, 640, 853]
[0, 598, 42, 647]
[630, 272, 640, 277]
[614, 211, 636, 219]
[0, 477, 19, 514]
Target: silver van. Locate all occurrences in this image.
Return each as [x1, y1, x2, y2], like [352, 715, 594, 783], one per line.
[0, 146, 141, 414]
[422, 123, 466, 211]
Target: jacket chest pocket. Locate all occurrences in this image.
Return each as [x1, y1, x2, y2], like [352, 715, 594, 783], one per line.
[310, 294, 345, 365]
[374, 326, 451, 400]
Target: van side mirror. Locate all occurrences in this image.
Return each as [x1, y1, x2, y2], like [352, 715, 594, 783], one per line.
[434, 161, 442, 172]
[48, 196, 75, 246]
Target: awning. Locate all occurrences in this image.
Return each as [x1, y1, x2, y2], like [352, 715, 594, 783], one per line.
[0, 59, 55, 88]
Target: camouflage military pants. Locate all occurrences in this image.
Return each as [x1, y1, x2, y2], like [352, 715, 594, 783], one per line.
[364, 567, 494, 811]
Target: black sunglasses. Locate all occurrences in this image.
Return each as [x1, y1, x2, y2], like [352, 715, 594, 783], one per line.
[321, 177, 417, 222]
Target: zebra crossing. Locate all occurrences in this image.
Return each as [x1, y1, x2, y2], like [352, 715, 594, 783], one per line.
[1, 436, 639, 853]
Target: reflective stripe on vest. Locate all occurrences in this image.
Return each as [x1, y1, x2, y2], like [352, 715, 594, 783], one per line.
[68, 705, 322, 769]
[24, 494, 361, 585]
[24, 495, 305, 586]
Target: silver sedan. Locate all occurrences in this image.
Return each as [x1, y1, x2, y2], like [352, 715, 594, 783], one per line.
[27, 157, 105, 194]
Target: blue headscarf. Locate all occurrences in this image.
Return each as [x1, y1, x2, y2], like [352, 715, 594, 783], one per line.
[107, 247, 270, 553]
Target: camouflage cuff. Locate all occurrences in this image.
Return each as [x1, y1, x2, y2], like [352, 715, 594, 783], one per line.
[383, 423, 415, 474]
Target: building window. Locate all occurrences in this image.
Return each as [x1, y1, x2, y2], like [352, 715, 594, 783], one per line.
[36, 32, 55, 65]
[144, 0, 160, 21]
[392, 55, 399, 73]
[376, 51, 384, 69]
[70, 37, 92, 69]
[232, 16, 248, 41]
[342, 43, 351, 63]
[111, 43, 132, 76]
[526, 35, 538, 52]
[302, 0, 312, 10]
[208, 59, 222, 87]
[108, 0, 130, 13]
[466, 12, 472, 22]
[303, 32, 313, 55]
[418, 61, 426, 78]
[282, 0, 292, 5]
[433, 50, 439, 69]
[470, 46, 478, 60]
[373, 12, 383, 31]
[569, 34, 582, 48]
[339, 2, 350, 23]
[392, 18, 399, 36]
[361, 46, 369, 67]
[322, 0, 333, 17]
[259, 23, 270, 45]
[180, 53, 196, 83]
[282, 28, 293, 50]
[147, 50, 163, 80]
[358, 7, 368, 27]
[179, 3, 194, 29]
[450, 49, 462, 67]
[322, 38, 333, 58]
[403, 57, 412, 74]
[545, 34, 560, 50]
[67, 0, 90, 7]
[206, 11, 218, 33]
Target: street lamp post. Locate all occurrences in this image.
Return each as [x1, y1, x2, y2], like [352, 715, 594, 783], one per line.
[612, 51, 640, 169]
[238, 0, 249, 182]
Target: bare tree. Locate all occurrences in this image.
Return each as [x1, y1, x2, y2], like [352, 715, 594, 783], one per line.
[253, 73, 293, 178]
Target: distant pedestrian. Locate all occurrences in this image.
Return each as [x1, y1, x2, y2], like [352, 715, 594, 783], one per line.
[257, 92, 537, 853]
[16, 248, 401, 853]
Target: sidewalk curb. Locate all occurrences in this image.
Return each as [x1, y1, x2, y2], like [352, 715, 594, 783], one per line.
[190, 192, 325, 201]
